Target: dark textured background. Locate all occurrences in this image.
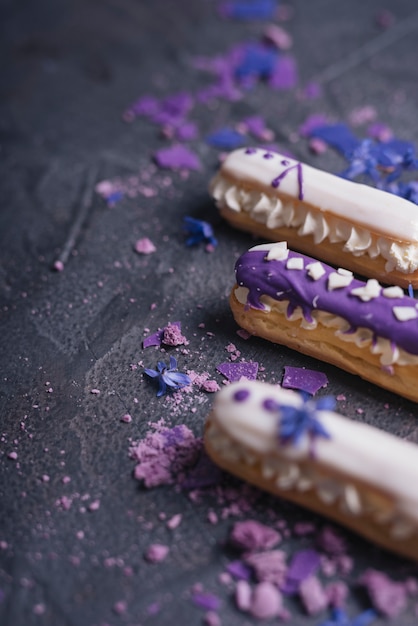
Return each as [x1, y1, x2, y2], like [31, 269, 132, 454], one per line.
[1, 1, 418, 624]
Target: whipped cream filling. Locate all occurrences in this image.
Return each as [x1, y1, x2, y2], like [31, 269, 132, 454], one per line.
[207, 382, 418, 539]
[235, 287, 418, 367]
[212, 175, 418, 274]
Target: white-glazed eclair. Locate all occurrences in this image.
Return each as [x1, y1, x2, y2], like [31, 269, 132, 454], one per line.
[204, 380, 418, 560]
[230, 242, 418, 403]
[210, 147, 418, 287]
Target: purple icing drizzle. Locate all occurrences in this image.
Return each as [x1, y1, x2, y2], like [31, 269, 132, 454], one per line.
[271, 162, 304, 200]
[235, 248, 418, 356]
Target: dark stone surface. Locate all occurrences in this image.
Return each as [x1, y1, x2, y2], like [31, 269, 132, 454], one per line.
[1, 0, 418, 624]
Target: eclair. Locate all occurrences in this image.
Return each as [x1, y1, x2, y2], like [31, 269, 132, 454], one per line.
[204, 380, 418, 560]
[230, 242, 418, 403]
[210, 147, 418, 287]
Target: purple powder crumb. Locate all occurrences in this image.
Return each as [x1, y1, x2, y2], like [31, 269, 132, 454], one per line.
[325, 581, 349, 608]
[112, 600, 127, 615]
[250, 581, 283, 620]
[216, 361, 259, 382]
[130, 423, 201, 488]
[299, 575, 328, 615]
[282, 366, 328, 395]
[230, 520, 281, 552]
[144, 543, 170, 563]
[281, 549, 320, 594]
[360, 569, 407, 618]
[162, 322, 188, 346]
[191, 591, 222, 612]
[147, 602, 161, 616]
[317, 526, 347, 556]
[244, 550, 287, 586]
[153, 144, 201, 171]
[134, 237, 156, 255]
[143, 321, 182, 348]
[268, 55, 298, 90]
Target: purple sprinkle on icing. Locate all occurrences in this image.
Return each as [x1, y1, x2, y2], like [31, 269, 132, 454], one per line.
[245, 147, 258, 154]
[233, 388, 250, 402]
[263, 152, 274, 159]
[263, 398, 278, 412]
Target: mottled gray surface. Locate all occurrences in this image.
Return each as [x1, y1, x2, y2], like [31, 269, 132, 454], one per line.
[1, 0, 418, 624]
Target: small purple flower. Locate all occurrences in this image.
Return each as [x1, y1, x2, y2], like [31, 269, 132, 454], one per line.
[340, 140, 380, 183]
[278, 394, 334, 447]
[183, 216, 217, 248]
[144, 356, 191, 397]
[318, 607, 377, 626]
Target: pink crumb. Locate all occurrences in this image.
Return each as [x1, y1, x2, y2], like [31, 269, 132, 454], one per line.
[113, 600, 127, 615]
[134, 237, 156, 255]
[230, 520, 281, 552]
[299, 576, 328, 615]
[166, 513, 182, 529]
[250, 582, 284, 620]
[7, 451, 18, 460]
[235, 580, 252, 611]
[145, 543, 170, 563]
[53, 260, 64, 272]
[120, 413, 132, 423]
[88, 500, 100, 512]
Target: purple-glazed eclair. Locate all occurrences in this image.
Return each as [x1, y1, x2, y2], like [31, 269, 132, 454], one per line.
[230, 242, 418, 402]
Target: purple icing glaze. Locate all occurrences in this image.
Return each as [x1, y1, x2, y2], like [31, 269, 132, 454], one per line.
[234, 388, 250, 402]
[235, 248, 418, 356]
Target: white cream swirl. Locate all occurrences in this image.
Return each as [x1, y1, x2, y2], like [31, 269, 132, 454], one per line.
[211, 173, 418, 274]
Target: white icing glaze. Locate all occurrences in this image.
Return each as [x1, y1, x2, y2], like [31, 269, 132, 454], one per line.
[210, 148, 418, 273]
[208, 381, 418, 532]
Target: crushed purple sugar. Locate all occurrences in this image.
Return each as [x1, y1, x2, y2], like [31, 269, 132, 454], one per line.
[299, 575, 328, 615]
[281, 549, 321, 594]
[230, 520, 281, 552]
[226, 560, 252, 580]
[143, 321, 185, 348]
[249, 581, 284, 620]
[216, 361, 259, 382]
[153, 144, 201, 171]
[134, 237, 156, 255]
[268, 54, 298, 90]
[191, 591, 222, 612]
[317, 526, 348, 556]
[130, 422, 201, 488]
[282, 366, 329, 395]
[237, 115, 275, 141]
[360, 569, 408, 618]
[244, 550, 287, 586]
[144, 543, 170, 563]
